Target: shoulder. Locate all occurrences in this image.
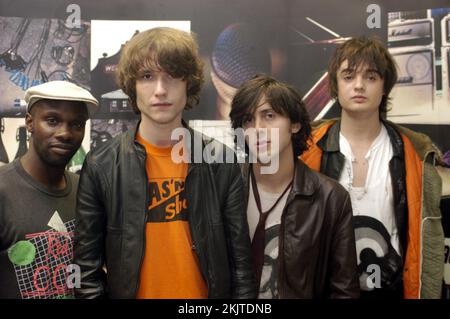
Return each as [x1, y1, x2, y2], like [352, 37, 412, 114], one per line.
[310, 118, 338, 133]
[297, 162, 351, 223]
[297, 159, 348, 196]
[66, 171, 80, 188]
[89, 132, 128, 158]
[307, 118, 340, 151]
[0, 162, 20, 190]
[384, 121, 440, 161]
[0, 163, 13, 199]
[0, 161, 16, 177]
[312, 168, 349, 198]
[84, 131, 134, 172]
[196, 130, 239, 169]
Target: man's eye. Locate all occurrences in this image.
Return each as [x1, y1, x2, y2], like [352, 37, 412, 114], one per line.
[265, 112, 275, 120]
[343, 75, 353, 80]
[47, 118, 58, 125]
[72, 122, 85, 129]
[142, 73, 153, 80]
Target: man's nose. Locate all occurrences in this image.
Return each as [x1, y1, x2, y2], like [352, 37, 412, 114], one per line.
[154, 78, 168, 96]
[254, 118, 269, 139]
[55, 124, 72, 141]
[354, 75, 365, 90]
[254, 117, 266, 130]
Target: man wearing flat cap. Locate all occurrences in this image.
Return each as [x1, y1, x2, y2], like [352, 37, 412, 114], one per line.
[0, 80, 98, 299]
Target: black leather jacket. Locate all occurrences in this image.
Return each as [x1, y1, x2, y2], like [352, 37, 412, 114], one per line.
[242, 160, 360, 298]
[73, 123, 256, 299]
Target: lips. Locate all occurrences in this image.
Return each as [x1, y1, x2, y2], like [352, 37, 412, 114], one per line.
[256, 141, 271, 150]
[152, 102, 172, 107]
[49, 144, 74, 155]
[351, 96, 367, 103]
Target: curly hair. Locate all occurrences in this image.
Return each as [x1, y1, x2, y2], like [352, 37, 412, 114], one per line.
[117, 27, 204, 113]
[230, 74, 311, 157]
[328, 36, 398, 117]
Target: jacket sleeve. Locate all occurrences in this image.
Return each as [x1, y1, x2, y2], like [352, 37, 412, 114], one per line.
[73, 155, 107, 299]
[222, 162, 257, 298]
[329, 192, 360, 298]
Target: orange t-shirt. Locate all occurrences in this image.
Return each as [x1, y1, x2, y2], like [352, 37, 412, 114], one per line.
[135, 134, 208, 299]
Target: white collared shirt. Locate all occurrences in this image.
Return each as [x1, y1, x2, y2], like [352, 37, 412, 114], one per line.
[338, 124, 401, 256]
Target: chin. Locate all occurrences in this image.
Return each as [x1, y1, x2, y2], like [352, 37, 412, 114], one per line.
[150, 114, 181, 125]
[48, 161, 70, 169]
[256, 152, 277, 165]
[43, 155, 73, 168]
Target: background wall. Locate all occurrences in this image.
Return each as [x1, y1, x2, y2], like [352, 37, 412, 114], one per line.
[1, 0, 449, 159]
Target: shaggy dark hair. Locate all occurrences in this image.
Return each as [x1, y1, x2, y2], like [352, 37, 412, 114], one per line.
[117, 27, 204, 113]
[328, 36, 398, 117]
[230, 74, 311, 157]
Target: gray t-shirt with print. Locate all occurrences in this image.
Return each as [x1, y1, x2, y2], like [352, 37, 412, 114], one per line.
[0, 159, 78, 299]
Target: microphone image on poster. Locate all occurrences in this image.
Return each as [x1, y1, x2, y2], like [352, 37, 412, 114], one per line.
[210, 23, 272, 120]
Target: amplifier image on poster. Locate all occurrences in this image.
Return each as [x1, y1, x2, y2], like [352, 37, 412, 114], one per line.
[387, 8, 450, 125]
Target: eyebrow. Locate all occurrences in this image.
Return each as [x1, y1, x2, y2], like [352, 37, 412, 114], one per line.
[41, 110, 87, 119]
[254, 104, 273, 112]
[339, 68, 380, 75]
[137, 69, 157, 75]
[243, 105, 272, 121]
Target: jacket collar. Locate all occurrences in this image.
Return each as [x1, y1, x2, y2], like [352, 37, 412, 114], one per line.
[291, 159, 319, 196]
[384, 119, 440, 162]
[316, 118, 404, 159]
[316, 119, 341, 153]
[242, 159, 318, 198]
[382, 119, 404, 159]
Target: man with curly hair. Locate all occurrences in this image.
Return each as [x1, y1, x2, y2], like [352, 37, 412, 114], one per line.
[230, 74, 359, 298]
[74, 27, 256, 299]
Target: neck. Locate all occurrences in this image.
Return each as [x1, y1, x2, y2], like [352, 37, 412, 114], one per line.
[20, 150, 66, 190]
[138, 116, 183, 147]
[252, 146, 295, 194]
[340, 110, 382, 144]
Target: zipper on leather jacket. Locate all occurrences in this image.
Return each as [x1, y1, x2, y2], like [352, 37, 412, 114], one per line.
[134, 143, 149, 297]
[186, 163, 212, 297]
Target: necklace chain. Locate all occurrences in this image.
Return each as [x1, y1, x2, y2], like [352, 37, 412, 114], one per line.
[346, 159, 367, 200]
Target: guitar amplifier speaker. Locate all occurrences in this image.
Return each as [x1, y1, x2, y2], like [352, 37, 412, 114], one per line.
[388, 18, 435, 117]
